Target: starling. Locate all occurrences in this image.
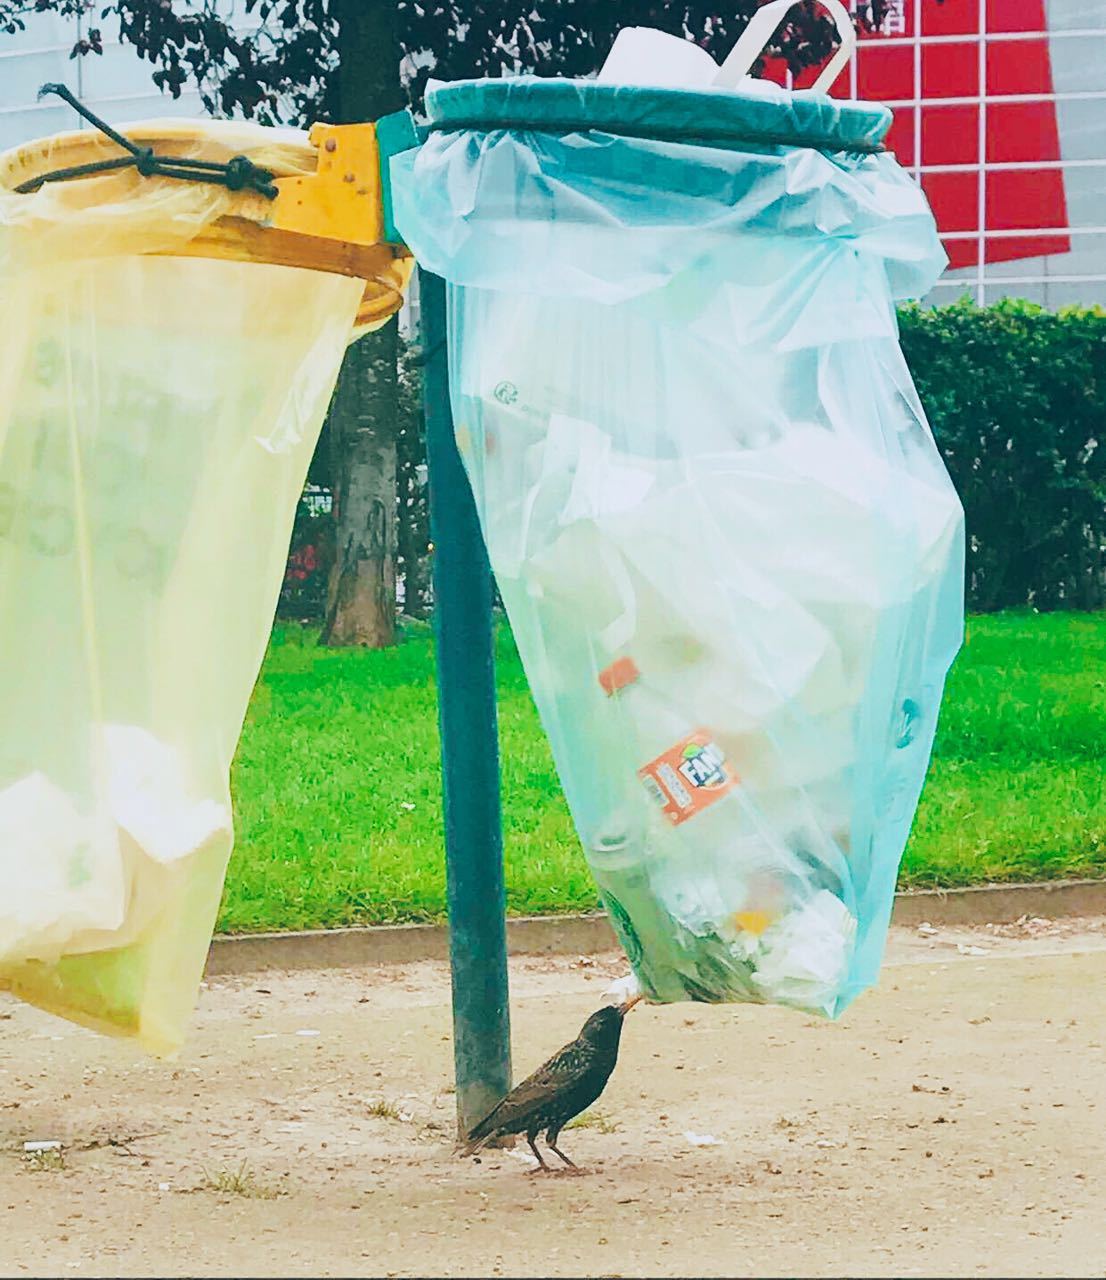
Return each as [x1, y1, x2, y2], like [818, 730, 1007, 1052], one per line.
[459, 995, 643, 1172]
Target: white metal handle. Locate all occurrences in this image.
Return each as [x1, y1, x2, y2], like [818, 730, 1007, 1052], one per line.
[712, 0, 856, 94]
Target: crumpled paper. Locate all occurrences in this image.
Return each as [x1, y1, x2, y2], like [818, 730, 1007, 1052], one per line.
[751, 890, 857, 1012]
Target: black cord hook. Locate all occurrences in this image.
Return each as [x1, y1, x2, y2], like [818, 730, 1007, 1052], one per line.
[12, 84, 279, 200]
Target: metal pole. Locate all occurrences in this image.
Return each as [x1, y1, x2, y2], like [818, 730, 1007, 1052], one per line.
[420, 268, 512, 1137]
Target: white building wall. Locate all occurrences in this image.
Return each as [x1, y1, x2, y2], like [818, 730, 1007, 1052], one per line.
[0, 9, 213, 151]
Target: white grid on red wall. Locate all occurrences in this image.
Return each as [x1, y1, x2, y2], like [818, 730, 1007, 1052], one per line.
[767, 0, 1106, 307]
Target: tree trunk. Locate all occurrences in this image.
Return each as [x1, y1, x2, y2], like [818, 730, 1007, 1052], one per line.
[322, 0, 404, 648]
[322, 323, 400, 646]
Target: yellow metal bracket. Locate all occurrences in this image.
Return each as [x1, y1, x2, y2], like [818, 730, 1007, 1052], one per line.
[182, 121, 413, 331]
[277, 122, 387, 245]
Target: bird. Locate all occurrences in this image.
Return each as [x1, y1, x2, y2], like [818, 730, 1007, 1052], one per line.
[458, 994, 643, 1173]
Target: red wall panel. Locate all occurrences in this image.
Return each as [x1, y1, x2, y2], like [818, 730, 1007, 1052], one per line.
[857, 44, 915, 99]
[921, 104, 980, 165]
[921, 40, 981, 98]
[986, 0, 1049, 34]
[922, 0, 979, 36]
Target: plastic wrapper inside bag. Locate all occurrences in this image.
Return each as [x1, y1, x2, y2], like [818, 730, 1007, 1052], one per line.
[0, 121, 365, 1053]
[394, 76, 965, 1017]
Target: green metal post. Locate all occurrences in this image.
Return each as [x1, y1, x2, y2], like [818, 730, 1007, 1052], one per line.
[420, 268, 512, 1137]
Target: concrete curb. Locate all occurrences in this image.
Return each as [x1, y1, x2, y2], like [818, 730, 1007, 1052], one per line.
[205, 878, 1106, 977]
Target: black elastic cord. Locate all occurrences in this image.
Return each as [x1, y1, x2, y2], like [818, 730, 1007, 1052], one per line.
[13, 83, 279, 199]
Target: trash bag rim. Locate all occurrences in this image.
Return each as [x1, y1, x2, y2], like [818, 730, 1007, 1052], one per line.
[425, 76, 892, 155]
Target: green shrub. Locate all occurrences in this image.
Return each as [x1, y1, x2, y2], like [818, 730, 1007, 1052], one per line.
[900, 298, 1106, 612]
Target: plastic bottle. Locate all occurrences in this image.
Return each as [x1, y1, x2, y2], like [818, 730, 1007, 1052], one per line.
[596, 656, 802, 952]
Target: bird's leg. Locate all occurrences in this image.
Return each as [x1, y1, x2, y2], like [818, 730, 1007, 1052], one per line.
[526, 1134, 550, 1173]
[547, 1135, 584, 1175]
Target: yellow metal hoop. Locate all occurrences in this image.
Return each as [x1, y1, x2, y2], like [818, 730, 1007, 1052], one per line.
[0, 119, 413, 331]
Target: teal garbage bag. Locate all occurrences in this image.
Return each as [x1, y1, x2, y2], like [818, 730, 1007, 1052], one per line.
[394, 77, 964, 1017]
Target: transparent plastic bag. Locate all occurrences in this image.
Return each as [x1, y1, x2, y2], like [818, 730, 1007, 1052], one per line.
[394, 81, 965, 1017]
[0, 124, 363, 1053]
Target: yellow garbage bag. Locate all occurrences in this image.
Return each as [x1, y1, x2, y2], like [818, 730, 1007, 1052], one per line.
[0, 121, 367, 1054]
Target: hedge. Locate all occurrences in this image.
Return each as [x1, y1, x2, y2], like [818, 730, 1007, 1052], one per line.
[900, 298, 1106, 612]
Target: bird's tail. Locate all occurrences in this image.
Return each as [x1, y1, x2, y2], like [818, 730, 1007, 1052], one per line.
[456, 1118, 496, 1156]
[454, 1108, 499, 1158]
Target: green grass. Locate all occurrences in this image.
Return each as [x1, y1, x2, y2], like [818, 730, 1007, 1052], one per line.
[903, 610, 1106, 885]
[220, 611, 1106, 933]
[199, 1161, 282, 1199]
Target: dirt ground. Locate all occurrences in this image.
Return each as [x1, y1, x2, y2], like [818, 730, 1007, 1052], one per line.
[2, 917, 1106, 1279]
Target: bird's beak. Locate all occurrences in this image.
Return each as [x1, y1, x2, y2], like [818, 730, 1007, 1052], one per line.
[619, 994, 644, 1014]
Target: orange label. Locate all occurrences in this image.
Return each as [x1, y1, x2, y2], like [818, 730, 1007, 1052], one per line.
[638, 730, 737, 826]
